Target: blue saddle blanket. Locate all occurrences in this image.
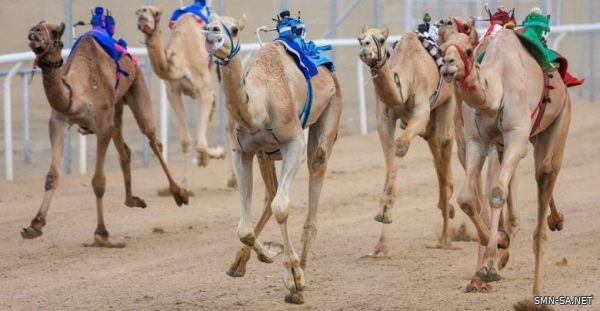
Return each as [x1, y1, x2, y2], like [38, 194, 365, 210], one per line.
[274, 37, 335, 79]
[170, 1, 210, 27]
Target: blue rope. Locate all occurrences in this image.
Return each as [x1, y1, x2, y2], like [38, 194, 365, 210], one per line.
[299, 77, 313, 129]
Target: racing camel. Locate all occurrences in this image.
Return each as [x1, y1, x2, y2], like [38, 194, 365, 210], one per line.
[358, 24, 456, 256]
[21, 21, 189, 247]
[203, 14, 342, 304]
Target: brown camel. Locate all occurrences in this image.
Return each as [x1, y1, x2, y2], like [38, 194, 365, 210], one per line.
[440, 31, 570, 298]
[136, 6, 235, 188]
[203, 14, 342, 304]
[21, 21, 189, 247]
[358, 25, 456, 256]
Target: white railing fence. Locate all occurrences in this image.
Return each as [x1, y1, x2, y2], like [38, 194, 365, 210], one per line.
[1, 23, 599, 181]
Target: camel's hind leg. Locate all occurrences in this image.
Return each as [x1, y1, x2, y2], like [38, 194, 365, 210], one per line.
[126, 73, 189, 206]
[226, 155, 278, 277]
[531, 99, 570, 295]
[194, 77, 224, 166]
[300, 94, 341, 269]
[370, 102, 399, 258]
[113, 101, 146, 208]
[21, 112, 67, 239]
[83, 127, 125, 248]
[426, 99, 456, 248]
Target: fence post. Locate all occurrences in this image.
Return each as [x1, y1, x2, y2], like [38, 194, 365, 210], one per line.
[3, 62, 23, 181]
[22, 72, 31, 164]
[63, 0, 73, 175]
[357, 60, 367, 135]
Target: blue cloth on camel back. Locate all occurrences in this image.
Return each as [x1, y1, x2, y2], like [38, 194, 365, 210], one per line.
[169, 0, 211, 28]
[272, 11, 335, 128]
[71, 7, 136, 89]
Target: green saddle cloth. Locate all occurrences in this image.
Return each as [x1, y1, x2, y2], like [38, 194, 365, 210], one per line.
[478, 12, 559, 71]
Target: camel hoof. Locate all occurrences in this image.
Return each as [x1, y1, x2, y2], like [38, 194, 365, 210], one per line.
[259, 241, 284, 263]
[394, 141, 410, 158]
[283, 266, 305, 292]
[514, 298, 555, 311]
[171, 186, 189, 206]
[82, 234, 126, 248]
[449, 204, 455, 219]
[547, 213, 564, 231]
[21, 226, 43, 239]
[284, 291, 305, 305]
[466, 277, 493, 293]
[226, 247, 251, 278]
[197, 151, 210, 167]
[125, 196, 147, 208]
[374, 214, 392, 224]
[227, 176, 238, 189]
[477, 266, 501, 282]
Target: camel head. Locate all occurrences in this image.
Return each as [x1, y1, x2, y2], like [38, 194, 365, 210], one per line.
[136, 5, 162, 35]
[203, 13, 246, 62]
[437, 16, 476, 45]
[439, 33, 474, 83]
[28, 21, 65, 56]
[357, 25, 389, 68]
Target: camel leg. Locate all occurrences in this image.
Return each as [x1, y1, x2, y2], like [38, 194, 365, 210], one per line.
[506, 176, 520, 241]
[394, 97, 430, 157]
[83, 128, 125, 248]
[164, 83, 192, 189]
[547, 196, 563, 231]
[300, 98, 341, 269]
[195, 79, 224, 166]
[127, 73, 189, 206]
[481, 128, 529, 281]
[271, 134, 306, 304]
[21, 113, 67, 239]
[531, 99, 570, 295]
[428, 99, 456, 248]
[370, 103, 399, 257]
[113, 102, 146, 208]
[457, 139, 491, 245]
[226, 117, 238, 189]
[226, 155, 278, 277]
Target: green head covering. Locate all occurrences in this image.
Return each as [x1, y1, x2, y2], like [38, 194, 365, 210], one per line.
[423, 13, 431, 24]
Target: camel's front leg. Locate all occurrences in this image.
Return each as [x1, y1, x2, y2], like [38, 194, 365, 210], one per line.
[481, 129, 529, 281]
[370, 104, 399, 257]
[21, 113, 67, 239]
[272, 134, 306, 304]
[394, 98, 430, 157]
[227, 155, 279, 277]
[195, 80, 224, 166]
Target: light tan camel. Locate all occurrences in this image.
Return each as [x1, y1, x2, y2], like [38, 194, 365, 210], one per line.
[358, 25, 456, 256]
[21, 21, 189, 247]
[203, 14, 342, 304]
[438, 17, 520, 284]
[440, 31, 570, 298]
[136, 5, 236, 188]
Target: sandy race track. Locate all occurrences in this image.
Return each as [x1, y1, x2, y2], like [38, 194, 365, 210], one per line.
[0, 103, 599, 310]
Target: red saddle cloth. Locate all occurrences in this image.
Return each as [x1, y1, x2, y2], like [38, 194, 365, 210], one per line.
[555, 55, 584, 87]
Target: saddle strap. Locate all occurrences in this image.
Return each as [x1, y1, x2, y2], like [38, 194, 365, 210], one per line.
[299, 77, 314, 129]
[529, 73, 553, 138]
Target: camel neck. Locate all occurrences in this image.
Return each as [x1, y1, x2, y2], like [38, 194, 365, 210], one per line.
[40, 51, 72, 114]
[145, 27, 180, 80]
[218, 57, 255, 130]
[457, 66, 491, 112]
[373, 64, 406, 106]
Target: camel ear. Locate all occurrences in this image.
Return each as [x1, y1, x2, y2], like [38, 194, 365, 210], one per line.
[52, 23, 65, 40]
[209, 13, 220, 24]
[462, 23, 471, 35]
[238, 14, 246, 31]
[380, 25, 389, 39]
[361, 24, 369, 34]
[153, 6, 163, 18]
